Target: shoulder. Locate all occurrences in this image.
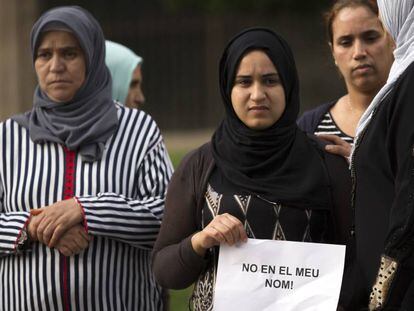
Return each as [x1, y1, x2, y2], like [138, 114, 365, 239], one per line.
[177, 142, 213, 173]
[117, 105, 162, 141]
[306, 133, 349, 179]
[297, 101, 337, 133]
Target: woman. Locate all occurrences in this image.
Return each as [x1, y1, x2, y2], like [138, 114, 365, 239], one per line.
[298, 0, 394, 159]
[351, 0, 414, 310]
[105, 40, 146, 108]
[0, 6, 172, 310]
[152, 27, 351, 310]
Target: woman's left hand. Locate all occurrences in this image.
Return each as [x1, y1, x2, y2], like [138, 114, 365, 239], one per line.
[33, 198, 83, 247]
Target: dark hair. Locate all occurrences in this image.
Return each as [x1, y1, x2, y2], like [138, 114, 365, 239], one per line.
[325, 0, 379, 45]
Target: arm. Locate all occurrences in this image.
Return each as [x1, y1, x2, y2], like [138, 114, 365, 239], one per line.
[78, 139, 173, 250]
[369, 68, 414, 310]
[0, 179, 32, 256]
[152, 149, 246, 289]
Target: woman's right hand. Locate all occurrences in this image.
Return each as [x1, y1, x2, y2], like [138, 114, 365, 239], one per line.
[191, 213, 248, 257]
[54, 224, 90, 256]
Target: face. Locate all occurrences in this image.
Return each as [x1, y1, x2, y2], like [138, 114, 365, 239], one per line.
[125, 64, 145, 109]
[35, 31, 86, 103]
[331, 6, 395, 94]
[231, 50, 286, 130]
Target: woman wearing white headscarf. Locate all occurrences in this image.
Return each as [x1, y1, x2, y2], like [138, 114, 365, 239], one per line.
[105, 40, 145, 108]
[351, 0, 414, 310]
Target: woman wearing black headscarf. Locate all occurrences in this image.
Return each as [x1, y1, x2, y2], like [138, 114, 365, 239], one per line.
[0, 6, 173, 310]
[152, 27, 351, 310]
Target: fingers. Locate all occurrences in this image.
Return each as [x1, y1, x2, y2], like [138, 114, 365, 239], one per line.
[27, 213, 45, 241]
[194, 213, 246, 250]
[55, 225, 90, 256]
[317, 134, 345, 145]
[325, 144, 351, 158]
[316, 134, 352, 159]
[35, 199, 84, 246]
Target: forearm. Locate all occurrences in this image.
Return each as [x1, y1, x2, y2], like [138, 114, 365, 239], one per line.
[152, 235, 208, 289]
[77, 193, 165, 249]
[0, 211, 31, 256]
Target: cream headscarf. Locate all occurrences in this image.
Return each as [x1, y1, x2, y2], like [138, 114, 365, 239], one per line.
[352, 0, 414, 161]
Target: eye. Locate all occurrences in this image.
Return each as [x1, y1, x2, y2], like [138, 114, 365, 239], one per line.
[338, 39, 352, 47]
[364, 34, 380, 43]
[37, 51, 51, 60]
[263, 76, 280, 86]
[234, 78, 252, 87]
[64, 50, 78, 59]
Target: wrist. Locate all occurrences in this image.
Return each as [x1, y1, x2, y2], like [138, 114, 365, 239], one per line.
[191, 232, 207, 257]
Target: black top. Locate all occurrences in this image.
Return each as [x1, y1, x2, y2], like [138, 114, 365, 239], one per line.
[353, 62, 414, 308]
[189, 182, 331, 310]
[152, 142, 353, 307]
[297, 101, 336, 134]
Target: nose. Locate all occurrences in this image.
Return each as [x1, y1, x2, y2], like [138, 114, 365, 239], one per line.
[50, 55, 64, 72]
[353, 40, 367, 60]
[135, 90, 145, 106]
[250, 83, 266, 102]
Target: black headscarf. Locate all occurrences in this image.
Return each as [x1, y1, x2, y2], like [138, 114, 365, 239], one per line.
[12, 6, 118, 162]
[211, 27, 330, 209]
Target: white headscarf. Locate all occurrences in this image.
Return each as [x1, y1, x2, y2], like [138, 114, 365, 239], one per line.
[352, 0, 414, 161]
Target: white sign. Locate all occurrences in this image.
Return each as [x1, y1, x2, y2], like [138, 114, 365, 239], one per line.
[213, 239, 345, 311]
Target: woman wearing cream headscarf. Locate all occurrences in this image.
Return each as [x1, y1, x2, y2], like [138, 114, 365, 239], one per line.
[351, 0, 414, 310]
[105, 40, 145, 108]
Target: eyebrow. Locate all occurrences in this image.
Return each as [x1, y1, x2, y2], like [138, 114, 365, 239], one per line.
[235, 73, 279, 78]
[37, 45, 81, 52]
[336, 29, 381, 40]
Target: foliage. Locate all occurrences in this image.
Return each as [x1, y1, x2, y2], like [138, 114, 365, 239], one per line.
[160, 0, 330, 14]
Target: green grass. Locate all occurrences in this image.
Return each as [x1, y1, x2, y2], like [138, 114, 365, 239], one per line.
[167, 149, 193, 310]
[169, 287, 193, 310]
[169, 149, 189, 168]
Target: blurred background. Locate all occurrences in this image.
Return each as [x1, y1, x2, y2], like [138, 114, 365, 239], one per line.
[0, 0, 345, 309]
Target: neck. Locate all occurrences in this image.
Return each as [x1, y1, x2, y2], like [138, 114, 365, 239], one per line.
[346, 89, 376, 113]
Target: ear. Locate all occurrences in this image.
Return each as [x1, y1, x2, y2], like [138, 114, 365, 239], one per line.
[329, 43, 338, 66]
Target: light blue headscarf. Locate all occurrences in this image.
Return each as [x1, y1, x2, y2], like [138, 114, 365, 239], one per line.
[105, 40, 143, 105]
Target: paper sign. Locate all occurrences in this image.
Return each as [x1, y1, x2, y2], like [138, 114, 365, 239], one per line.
[213, 239, 345, 311]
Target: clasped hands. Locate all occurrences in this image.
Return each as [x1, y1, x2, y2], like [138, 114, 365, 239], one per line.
[191, 213, 248, 257]
[27, 198, 90, 256]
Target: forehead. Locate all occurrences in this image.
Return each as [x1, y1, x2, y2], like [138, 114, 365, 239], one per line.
[333, 6, 383, 37]
[236, 50, 277, 73]
[37, 30, 81, 48]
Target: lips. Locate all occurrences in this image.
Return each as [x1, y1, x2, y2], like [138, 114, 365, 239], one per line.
[352, 64, 373, 72]
[49, 80, 70, 85]
[249, 106, 269, 111]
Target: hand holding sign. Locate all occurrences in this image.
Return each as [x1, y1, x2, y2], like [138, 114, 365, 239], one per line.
[191, 213, 248, 256]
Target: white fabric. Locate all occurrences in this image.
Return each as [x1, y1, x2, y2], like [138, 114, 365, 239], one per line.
[352, 0, 414, 162]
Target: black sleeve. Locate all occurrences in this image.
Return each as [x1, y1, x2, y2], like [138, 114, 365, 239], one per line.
[370, 65, 414, 309]
[152, 149, 208, 289]
[297, 101, 334, 133]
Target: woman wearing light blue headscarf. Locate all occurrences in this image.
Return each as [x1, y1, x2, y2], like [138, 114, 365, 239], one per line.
[105, 40, 145, 108]
[350, 1, 414, 310]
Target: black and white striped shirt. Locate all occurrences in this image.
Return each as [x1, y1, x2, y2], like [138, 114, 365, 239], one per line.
[314, 112, 354, 144]
[0, 106, 173, 311]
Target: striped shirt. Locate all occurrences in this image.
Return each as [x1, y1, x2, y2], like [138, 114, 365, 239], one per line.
[0, 105, 173, 311]
[314, 112, 354, 144]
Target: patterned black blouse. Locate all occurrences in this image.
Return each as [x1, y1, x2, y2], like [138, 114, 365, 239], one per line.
[190, 184, 331, 311]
